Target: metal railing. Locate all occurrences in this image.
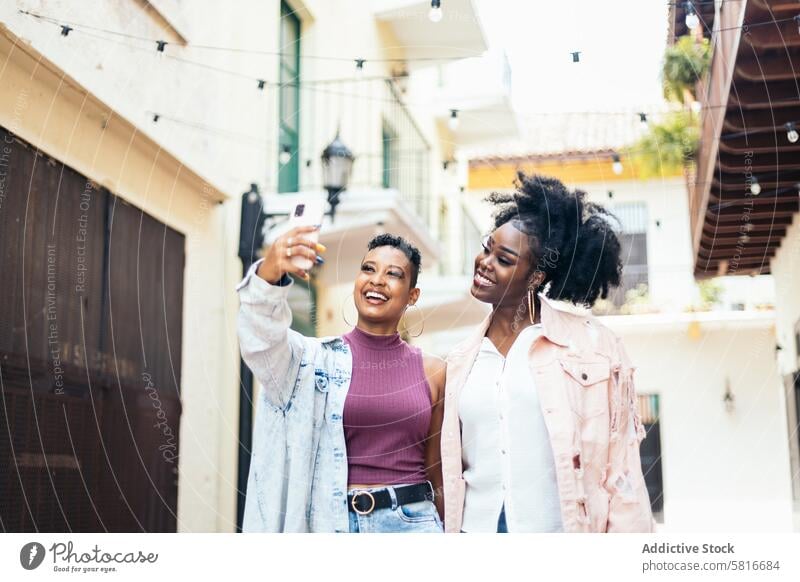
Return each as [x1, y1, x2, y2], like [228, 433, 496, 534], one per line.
[295, 77, 432, 224]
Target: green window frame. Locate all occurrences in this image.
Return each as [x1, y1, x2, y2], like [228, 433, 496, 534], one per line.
[278, 2, 300, 193]
[382, 120, 399, 189]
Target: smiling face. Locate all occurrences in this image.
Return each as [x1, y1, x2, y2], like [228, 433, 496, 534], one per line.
[354, 245, 419, 326]
[471, 221, 541, 307]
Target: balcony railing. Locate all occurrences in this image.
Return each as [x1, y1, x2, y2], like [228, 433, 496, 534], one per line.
[293, 77, 432, 224]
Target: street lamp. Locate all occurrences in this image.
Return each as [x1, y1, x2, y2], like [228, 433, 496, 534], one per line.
[235, 182, 267, 532]
[321, 132, 355, 222]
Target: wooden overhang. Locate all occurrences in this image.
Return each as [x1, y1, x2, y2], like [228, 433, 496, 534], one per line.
[689, 0, 800, 278]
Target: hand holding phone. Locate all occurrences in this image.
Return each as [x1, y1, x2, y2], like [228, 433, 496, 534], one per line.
[256, 200, 326, 284]
[286, 200, 324, 270]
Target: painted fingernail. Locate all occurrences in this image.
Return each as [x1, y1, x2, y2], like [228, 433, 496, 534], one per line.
[315, 243, 327, 252]
[315, 255, 325, 264]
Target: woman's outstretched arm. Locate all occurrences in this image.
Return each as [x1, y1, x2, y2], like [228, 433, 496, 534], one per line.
[237, 225, 324, 408]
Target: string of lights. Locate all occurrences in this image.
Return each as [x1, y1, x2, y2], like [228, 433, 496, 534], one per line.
[22, 4, 794, 71]
[19, 5, 800, 161]
[143, 108, 709, 176]
[23, 7, 798, 122]
[667, 1, 742, 5]
[19, 10, 481, 64]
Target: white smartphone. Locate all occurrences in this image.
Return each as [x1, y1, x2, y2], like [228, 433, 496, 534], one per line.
[287, 199, 325, 270]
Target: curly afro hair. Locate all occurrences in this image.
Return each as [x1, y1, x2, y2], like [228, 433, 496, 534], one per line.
[366, 233, 422, 288]
[486, 172, 622, 307]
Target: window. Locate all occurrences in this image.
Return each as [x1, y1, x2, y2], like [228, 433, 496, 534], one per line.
[278, 2, 300, 193]
[609, 202, 649, 307]
[382, 120, 399, 189]
[637, 393, 664, 522]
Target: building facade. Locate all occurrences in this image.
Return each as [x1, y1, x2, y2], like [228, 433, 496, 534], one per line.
[0, 0, 502, 532]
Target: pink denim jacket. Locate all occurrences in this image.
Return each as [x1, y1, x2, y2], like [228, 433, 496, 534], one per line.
[441, 294, 656, 533]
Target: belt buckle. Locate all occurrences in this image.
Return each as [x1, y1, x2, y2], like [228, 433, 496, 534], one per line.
[351, 490, 376, 515]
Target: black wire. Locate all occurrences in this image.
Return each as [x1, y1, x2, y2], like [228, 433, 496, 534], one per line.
[18, 10, 482, 64]
[20, 6, 799, 130]
[24, 4, 790, 65]
[667, 1, 743, 5]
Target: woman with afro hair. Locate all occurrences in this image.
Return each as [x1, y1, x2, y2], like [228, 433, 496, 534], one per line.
[441, 172, 655, 533]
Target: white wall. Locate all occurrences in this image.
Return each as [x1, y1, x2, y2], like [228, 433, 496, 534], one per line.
[577, 177, 697, 312]
[771, 215, 800, 378]
[1, 0, 281, 198]
[608, 314, 793, 532]
[769, 213, 800, 530]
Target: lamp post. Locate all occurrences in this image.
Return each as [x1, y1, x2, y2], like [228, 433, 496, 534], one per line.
[321, 132, 354, 222]
[235, 183, 266, 532]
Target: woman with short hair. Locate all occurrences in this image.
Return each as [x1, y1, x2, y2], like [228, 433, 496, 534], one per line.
[238, 229, 445, 533]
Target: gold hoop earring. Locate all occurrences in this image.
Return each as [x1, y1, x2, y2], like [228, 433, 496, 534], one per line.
[527, 287, 536, 325]
[401, 304, 424, 338]
[340, 293, 357, 328]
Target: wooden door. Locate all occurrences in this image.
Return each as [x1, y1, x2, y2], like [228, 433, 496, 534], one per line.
[0, 125, 184, 532]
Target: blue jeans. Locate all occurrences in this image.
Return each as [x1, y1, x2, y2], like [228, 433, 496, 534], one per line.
[347, 485, 443, 533]
[496, 505, 508, 533]
[461, 504, 509, 533]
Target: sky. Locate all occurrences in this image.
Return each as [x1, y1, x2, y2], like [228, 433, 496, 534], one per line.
[476, 0, 672, 113]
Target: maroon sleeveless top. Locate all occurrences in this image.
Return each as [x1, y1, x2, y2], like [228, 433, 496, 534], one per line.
[342, 326, 432, 486]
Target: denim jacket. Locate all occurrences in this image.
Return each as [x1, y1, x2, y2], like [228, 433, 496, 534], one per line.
[441, 294, 656, 533]
[237, 260, 353, 532]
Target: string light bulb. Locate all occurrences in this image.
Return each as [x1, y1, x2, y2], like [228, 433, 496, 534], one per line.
[355, 59, 365, 78]
[571, 51, 581, 63]
[795, 14, 800, 36]
[785, 122, 799, 143]
[638, 112, 647, 125]
[257, 79, 266, 91]
[429, 0, 443, 23]
[279, 145, 292, 165]
[448, 109, 459, 131]
[684, 2, 700, 30]
[611, 153, 623, 175]
[750, 176, 761, 195]
[60, 25, 72, 37]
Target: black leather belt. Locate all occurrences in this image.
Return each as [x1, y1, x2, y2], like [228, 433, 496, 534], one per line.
[348, 482, 434, 515]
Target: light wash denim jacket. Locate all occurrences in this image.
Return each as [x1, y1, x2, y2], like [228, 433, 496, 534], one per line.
[237, 260, 353, 532]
